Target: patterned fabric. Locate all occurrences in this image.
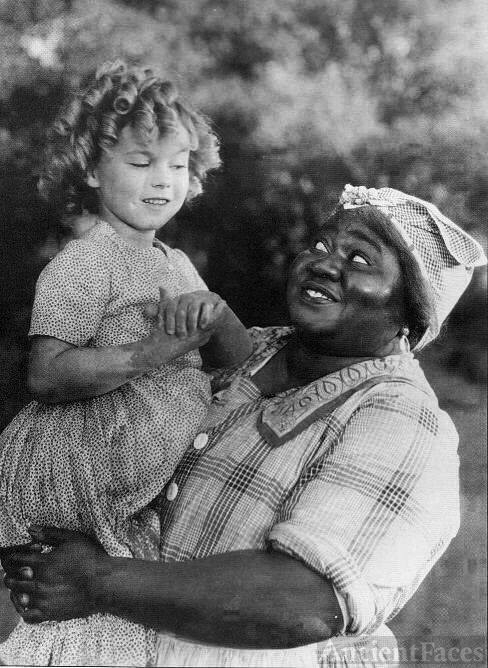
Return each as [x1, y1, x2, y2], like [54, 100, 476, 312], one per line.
[338, 185, 487, 348]
[0, 220, 210, 666]
[153, 326, 460, 667]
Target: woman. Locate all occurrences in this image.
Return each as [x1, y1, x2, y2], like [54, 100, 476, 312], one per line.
[2, 185, 486, 667]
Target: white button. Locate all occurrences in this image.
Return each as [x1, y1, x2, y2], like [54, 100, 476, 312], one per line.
[166, 482, 178, 501]
[193, 433, 209, 450]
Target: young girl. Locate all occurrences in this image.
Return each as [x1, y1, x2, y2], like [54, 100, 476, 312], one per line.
[0, 61, 251, 665]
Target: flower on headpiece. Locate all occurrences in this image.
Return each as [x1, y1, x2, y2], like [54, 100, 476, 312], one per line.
[339, 184, 382, 208]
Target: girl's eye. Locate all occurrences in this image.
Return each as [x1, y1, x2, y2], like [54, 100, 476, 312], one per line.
[129, 162, 150, 168]
[352, 254, 369, 265]
[314, 241, 329, 253]
[171, 164, 188, 170]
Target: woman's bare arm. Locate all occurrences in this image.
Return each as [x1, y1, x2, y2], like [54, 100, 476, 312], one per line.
[200, 305, 253, 370]
[2, 528, 342, 649]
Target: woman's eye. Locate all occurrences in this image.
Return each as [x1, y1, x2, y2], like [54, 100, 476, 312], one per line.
[171, 164, 188, 170]
[314, 241, 329, 253]
[352, 254, 368, 265]
[129, 162, 150, 168]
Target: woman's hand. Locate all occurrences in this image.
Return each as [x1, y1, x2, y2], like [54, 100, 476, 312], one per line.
[2, 528, 342, 646]
[1, 527, 109, 623]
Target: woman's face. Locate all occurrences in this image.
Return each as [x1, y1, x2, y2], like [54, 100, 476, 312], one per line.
[287, 214, 406, 356]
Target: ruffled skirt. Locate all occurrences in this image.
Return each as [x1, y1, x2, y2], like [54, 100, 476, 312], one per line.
[0, 366, 210, 666]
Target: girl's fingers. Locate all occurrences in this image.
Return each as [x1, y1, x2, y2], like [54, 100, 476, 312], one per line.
[155, 291, 227, 338]
[186, 301, 201, 335]
[175, 300, 189, 338]
[157, 287, 173, 330]
[163, 300, 177, 335]
[198, 302, 212, 330]
[158, 287, 171, 305]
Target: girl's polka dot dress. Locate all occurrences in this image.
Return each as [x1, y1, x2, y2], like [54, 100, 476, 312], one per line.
[0, 221, 211, 666]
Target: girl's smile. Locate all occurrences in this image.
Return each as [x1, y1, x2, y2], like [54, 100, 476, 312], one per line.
[87, 123, 191, 248]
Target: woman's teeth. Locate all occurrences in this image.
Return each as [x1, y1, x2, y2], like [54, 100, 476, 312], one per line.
[305, 288, 333, 302]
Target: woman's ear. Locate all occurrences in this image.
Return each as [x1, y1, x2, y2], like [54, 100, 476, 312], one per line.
[86, 168, 100, 189]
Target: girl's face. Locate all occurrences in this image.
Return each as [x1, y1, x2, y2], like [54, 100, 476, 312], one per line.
[287, 215, 405, 357]
[87, 122, 191, 248]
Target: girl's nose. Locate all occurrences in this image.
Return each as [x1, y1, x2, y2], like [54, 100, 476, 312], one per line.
[152, 166, 172, 188]
[309, 254, 342, 281]
[152, 177, 171, 189]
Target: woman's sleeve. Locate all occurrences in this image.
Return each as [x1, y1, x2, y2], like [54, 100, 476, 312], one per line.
[29, 241, 111, 346]
[267, 391, 460, 636]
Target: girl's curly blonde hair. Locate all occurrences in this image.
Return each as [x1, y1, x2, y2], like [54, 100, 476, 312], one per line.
[38, 60, 221, 214]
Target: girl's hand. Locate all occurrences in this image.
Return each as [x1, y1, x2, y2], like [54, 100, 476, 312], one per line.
[150, 288, 227, 338]
[145, 287, 252, 371]
[2, 526, 109, 623]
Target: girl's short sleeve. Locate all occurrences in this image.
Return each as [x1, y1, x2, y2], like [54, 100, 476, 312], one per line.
[170, 248, 208, 292]
[29, 241, 111, 346]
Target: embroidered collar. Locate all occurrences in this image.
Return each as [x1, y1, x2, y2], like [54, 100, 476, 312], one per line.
[236, 327, 430, 448]
[258, 353, 426, 447]
[212, 327, 431, 448]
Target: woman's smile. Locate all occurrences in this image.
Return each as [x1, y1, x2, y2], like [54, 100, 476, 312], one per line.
[300, 280, 339, 305]
[287, 216, 405, 355]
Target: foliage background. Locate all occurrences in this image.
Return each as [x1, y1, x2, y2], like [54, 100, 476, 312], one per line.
[0, 0, 486, 653]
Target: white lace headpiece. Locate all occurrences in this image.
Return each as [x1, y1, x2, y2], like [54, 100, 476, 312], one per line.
[339, 184, 487, 349]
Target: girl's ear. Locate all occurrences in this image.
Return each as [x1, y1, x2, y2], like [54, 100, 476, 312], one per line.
[86, 168, 100, 189]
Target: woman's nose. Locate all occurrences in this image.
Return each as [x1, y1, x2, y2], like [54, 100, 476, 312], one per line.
[309, 254, 342, 280]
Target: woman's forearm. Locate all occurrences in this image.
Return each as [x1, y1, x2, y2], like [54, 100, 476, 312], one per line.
[28, 330, 209, 404]
[96, 549, 342, 648]
[201, 306, 253, 370]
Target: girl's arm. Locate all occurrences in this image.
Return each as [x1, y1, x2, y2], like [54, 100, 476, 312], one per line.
[28, 288, 251, 404]
[2, 528, 342, 649]
[28, 320, 212, 405]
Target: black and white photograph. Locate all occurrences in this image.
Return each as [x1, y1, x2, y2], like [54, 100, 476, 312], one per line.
[0, 1, 486, 666]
